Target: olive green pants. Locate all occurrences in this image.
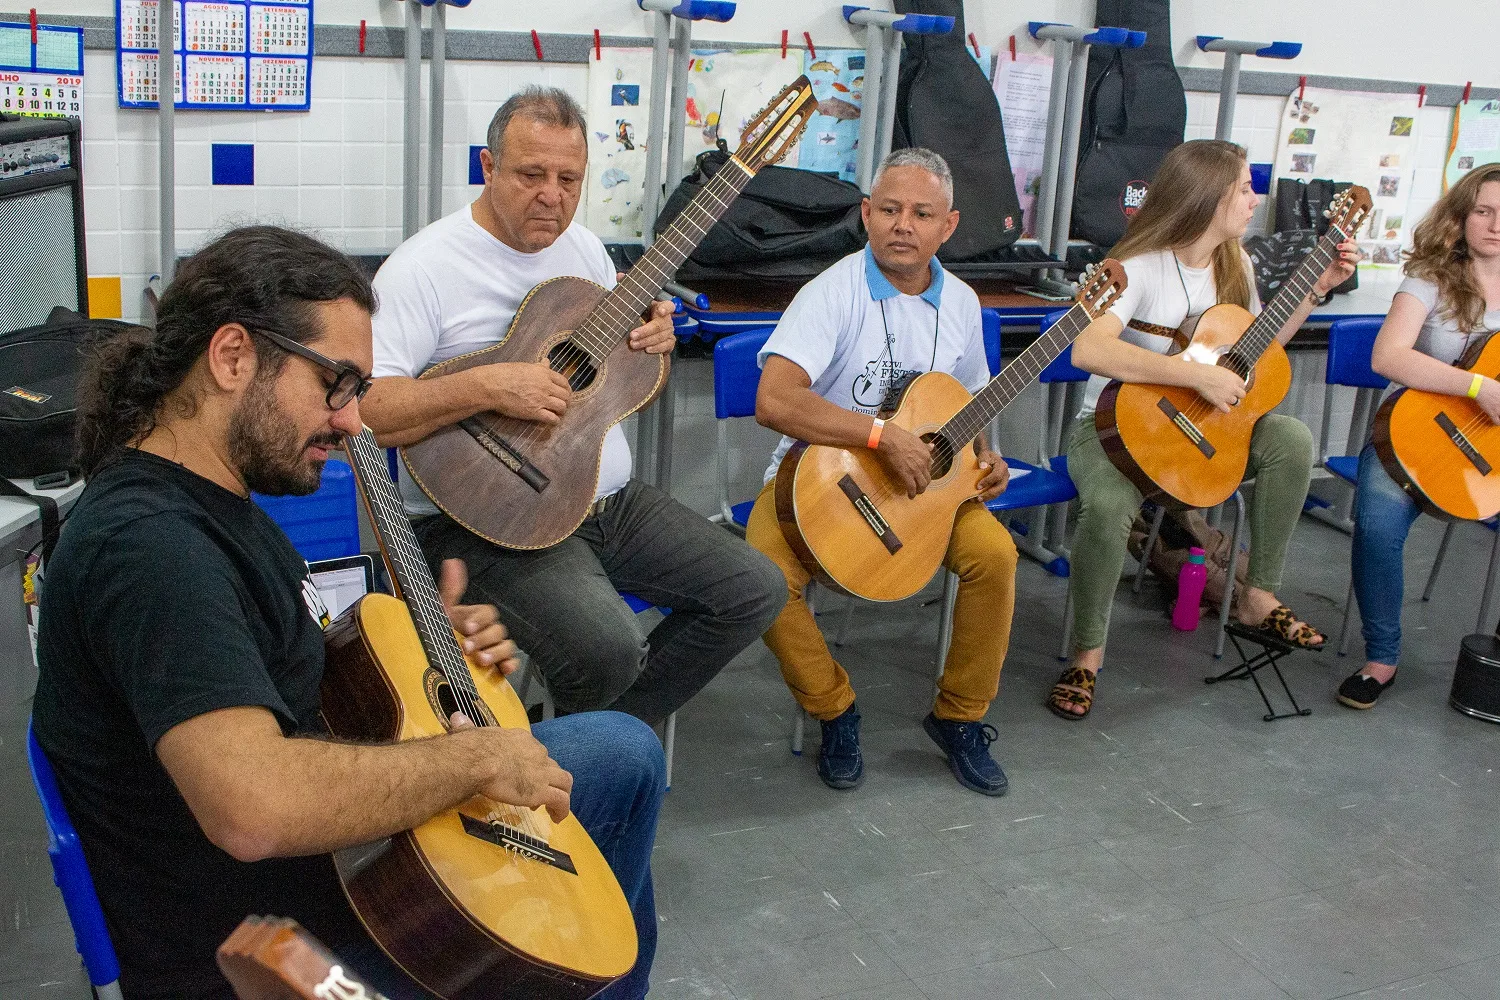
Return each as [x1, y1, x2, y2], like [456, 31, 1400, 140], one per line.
[1064, 412, 1314, 653]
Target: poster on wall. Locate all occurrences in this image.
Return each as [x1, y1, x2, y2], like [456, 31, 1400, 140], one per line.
[1273, 86, 1420, 268]
[585, 46, 654, 241]
[0, 22, 84, 120]
[992, 51, 1052, 237]
[1444, 98, 1500, 191]
[798, 48, 864, 182]
[116, 0, 312, 111]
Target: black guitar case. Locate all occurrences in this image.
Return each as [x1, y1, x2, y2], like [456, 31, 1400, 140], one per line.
[891, 0, 1021, 261]
[1071, 0, 1185, 247]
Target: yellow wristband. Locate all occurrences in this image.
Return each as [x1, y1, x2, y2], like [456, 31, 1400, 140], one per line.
[867, 418, 885, 449]
[1469, 373, 1484, 400]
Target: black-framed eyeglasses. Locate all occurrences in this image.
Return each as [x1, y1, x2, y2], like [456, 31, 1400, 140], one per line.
[248, 327, 373, 411]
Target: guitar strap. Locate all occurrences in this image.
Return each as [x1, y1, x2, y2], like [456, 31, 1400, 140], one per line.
[1127, 318, 1191, 352]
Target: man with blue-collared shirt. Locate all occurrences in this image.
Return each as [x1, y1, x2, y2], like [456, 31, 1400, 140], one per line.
[748, 148, 1018, 796]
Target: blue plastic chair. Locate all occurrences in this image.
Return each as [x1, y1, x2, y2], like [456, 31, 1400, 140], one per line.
[711, 326, 776, 529]
[252, 456, 362, 562]
[26, 723, 124, 1000]
[1320, 316, 1390, 492]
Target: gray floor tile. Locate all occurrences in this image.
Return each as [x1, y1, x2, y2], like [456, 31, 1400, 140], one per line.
[1315, 869, 1500, 972]
[1098, 820, 1311, 916]
[1434, 953, 1500, 999]
[692, 925, 908, 1000]
[824, 983, 928, 1000]
[910, 949, 1113, 1000]
[1334, 976, 1472, 999]
[0, 969, 92, 1000]
[1066, 918, 1292, 999]
[974, 842, 1187, 947]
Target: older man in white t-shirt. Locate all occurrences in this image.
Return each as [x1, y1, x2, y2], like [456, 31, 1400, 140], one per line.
[747, 148, 1017, 796]
[362, 86, 784, 728]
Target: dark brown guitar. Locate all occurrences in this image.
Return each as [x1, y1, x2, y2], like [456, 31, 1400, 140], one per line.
[402, 77, 818, 550]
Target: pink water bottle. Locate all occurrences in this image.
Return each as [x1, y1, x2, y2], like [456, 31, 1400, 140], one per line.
[1172, 547, 1208, 631]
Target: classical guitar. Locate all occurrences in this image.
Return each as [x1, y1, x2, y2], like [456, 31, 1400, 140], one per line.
[218, 916, 386, 1000]
[1095, 186, 1372, 510]
[1373, 331, 1500, 521]
[776, 261, 1126, 602]
[402, 76, 819, 550]
[319, 430, 636, 1000]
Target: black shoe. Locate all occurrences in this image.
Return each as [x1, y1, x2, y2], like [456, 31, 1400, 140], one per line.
[817, 703, 864, 790]
[1337, 668, 1396, 710]
[922, 712, 1009, 796]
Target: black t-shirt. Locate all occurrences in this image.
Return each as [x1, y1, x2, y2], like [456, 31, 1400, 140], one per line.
[32, 451, 366, 999]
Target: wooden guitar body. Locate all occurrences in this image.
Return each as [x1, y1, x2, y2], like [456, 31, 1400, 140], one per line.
[401, 277, 668, 550]
[777, 372, 982, 602]
[1373, 332, 1500, 521]
[320, 592, 637, 1000]
[1096, 302, 1292, 510]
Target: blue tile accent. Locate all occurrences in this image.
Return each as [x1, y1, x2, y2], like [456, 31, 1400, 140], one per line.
[469, 145, 486, 185]
[1249, 162, 1272, 195]
[211, 143, 255, 186]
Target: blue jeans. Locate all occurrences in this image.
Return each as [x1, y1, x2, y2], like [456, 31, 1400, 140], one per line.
[341, 711, 665, 999]
[1351, 444, 1423, 666]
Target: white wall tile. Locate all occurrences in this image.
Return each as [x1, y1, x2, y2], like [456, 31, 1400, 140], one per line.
[175, 141, 211, 184]
[255, 143, 300, 187]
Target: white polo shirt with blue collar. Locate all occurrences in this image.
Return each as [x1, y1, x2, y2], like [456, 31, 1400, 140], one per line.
[758, 244, 989, 482]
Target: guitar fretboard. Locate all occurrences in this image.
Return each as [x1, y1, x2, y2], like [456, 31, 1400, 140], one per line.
[569, 160, 755, 364]
[343, 431, 488, 723]
[1226, 222, 1348, 371]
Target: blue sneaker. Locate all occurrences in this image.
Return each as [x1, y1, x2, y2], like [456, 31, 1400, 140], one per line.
[816, 703, 864, 790]
[922, 712, 1008, 796]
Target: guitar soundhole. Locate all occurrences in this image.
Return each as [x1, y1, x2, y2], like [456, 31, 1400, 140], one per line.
[548, 340, 598, 392]
[923, 432, 956, 478]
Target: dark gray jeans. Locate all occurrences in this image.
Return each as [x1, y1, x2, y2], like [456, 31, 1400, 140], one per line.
[414, 480, 785, 726]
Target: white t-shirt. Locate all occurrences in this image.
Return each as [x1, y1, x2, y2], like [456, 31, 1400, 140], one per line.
[757, 246, 989, 482]
[1395, 273, 1500, 366]
[1078, 248, 1262, 416]
[372, 206, 632, 517]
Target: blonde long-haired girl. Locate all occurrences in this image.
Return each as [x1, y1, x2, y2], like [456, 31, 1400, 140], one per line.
[1339, 164, 1500, 711]
[1046, 139, 1358, 720]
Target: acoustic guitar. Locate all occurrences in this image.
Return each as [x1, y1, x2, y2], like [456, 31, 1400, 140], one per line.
[402, 76, 819, 550]
[776, 260, 1126, 602]
[1095, 186, 1372, 509]
[319, 429, 636, 999]
[218, 916, 386, 1000]
[1373, 331, 1500, 521]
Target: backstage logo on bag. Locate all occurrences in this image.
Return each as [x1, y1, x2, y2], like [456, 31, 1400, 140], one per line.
[301, 575, 331, 629]
[1121, 180, 1150, 218]
[4, 385, 51, 404]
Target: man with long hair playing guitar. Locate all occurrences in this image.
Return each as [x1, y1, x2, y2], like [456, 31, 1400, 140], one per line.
[748, 148, 1016, 796]
[33, 227, 665, 999]
[1049, 139, 1357, 720]
[1341, 165, 1500, 710]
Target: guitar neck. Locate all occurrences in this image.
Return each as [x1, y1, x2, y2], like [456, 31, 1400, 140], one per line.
[342, 431, 487, 719]
[939, 301, 1095, 448]
[572, 159, 756, 363]
[1229, 223, 1348, 366]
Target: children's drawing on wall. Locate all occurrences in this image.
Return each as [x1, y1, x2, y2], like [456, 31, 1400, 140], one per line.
[586, 48, 653, 240]
[1389, 116, 1413, 137]
[798, 49, 864, 180]
[1291, 153, 1317, 174]
[1288, 128, 1315, 145]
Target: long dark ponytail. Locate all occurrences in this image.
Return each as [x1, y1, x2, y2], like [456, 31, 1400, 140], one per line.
[76, 226, 375, 476]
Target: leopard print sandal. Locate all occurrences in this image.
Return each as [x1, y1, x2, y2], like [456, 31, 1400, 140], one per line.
[1047, 665, 1097, 721]
[1244, 604, 1326, 651]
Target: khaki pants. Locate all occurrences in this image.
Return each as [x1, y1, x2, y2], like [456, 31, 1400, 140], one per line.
[745, 478, 1018, 723]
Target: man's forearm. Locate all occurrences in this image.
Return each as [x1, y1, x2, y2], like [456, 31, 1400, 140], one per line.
[758, 384, 881, 449]
[362, 373, 485, 447]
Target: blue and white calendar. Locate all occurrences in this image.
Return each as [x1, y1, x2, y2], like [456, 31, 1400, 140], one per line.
[0, 22, 84, 119]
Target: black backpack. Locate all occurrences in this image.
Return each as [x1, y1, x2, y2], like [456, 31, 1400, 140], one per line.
[1071, 0, 1186, 247]
[654, 148, 866, 280]
[891, 0, 1022, 260]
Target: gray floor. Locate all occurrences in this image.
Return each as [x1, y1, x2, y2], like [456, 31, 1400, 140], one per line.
[5, 506, 1500, 999]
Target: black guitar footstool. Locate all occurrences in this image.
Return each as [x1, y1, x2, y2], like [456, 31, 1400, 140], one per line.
[1206, 621, 1317, 721]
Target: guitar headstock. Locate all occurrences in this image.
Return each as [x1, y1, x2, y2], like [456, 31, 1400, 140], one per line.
[733, 75, 819, 172]
[1075, 258, 1127, 319]
[1325, 186, 1373, 240]
[217, 917, 386, 1000]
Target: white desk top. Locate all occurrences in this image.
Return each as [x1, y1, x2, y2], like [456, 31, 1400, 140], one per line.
[1308, 269, 1404, 320]
[1, 478, 86, 559]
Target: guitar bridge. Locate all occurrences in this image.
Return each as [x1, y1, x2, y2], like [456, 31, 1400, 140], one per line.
[1435, 411, 1493, 475]
[1156, 397, 1216, 459]
[461, 813, 577, 874]
[837, 474, 902, 554]
[459, 418, 550, 493]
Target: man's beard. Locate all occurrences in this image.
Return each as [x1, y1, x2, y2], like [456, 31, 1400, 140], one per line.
[228, 375, 340, 496]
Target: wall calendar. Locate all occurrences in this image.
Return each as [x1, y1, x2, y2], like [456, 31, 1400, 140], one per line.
[116, 0, 312, 111]
[0, 22, 84, 120]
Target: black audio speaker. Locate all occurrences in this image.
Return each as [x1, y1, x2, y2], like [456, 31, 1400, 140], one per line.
[0, 113, 87, 333]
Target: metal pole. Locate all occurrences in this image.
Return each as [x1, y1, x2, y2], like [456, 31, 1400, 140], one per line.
[639, 11, 672, 245]
[663, 16, 692, 207]
[1047, 41, 1093, 278]
[875, 26, 902, 163]
[1215, 51, 1241, 141]
[402, 0, 423, 240]
[157, 0, 175, 285]
[1033, 39, 1071, 252]
[427, 1, 446, 225]
[854, 21, 884, 192]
